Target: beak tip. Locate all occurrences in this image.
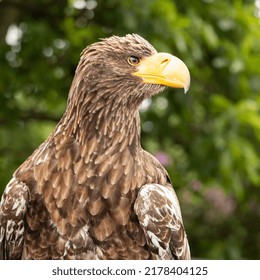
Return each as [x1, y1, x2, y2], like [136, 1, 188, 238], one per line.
[184, 82, 190, 94]
[183, 75, 190, 94]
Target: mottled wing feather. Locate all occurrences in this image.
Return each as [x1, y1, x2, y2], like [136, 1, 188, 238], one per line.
[134, 183, 190, 260]
[0, 178, 29, 259]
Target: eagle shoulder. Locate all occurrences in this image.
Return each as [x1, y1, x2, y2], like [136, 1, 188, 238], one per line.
[0, 178, 29, 259]
[134, 183, 190, 260]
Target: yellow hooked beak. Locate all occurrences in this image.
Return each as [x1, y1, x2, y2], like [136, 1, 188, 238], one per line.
[133, 52, 190, 93]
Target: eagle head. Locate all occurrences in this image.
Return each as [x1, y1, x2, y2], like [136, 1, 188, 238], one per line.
[68, 34, 190, 109]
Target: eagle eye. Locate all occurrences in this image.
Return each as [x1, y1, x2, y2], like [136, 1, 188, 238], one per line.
[127, 56, 140, 66]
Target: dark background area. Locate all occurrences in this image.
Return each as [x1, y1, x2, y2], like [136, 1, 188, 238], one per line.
[0, 0, 260, 259]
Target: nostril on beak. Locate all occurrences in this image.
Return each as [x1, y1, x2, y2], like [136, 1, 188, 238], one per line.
[161, 59, 169, 67]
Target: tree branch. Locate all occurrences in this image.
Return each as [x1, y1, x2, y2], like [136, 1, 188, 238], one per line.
[0, 111, 60, 125]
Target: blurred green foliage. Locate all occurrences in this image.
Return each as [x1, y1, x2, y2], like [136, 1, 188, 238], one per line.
[0, 0, 259, 259]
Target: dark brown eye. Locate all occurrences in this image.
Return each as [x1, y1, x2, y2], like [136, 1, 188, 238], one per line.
[127, 56, 140, 66]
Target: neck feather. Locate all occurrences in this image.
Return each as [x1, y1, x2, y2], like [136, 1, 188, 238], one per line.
[55, 94, 141, 154]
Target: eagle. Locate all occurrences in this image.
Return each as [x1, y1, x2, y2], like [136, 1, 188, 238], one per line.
[0, 34, 191, 260]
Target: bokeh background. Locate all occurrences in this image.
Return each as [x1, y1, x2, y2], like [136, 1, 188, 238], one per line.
[0, 0, 260, 259]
